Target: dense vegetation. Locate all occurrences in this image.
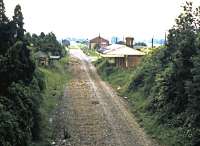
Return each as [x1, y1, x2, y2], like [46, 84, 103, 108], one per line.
[32, 57, 70, 146]
[0, 1, 68, 145]
[134, 42, 147, 46]
[0, 1, 45, 145]
[26, 32, 66, 57]
[95, 2, 200, 146]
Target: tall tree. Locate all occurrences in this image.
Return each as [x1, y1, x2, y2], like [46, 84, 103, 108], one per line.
[13, 4, 25, 40]
[0, 0, 12, 54]
[0, 0, 8, 24]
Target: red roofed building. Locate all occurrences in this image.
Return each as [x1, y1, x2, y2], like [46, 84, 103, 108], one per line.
[89, 35, 109, 49]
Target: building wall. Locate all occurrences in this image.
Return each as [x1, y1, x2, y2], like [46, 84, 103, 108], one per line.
[100, 42, 109, 48]
[127, 55, 143, 67]
[90, 43, 97, 49]
[90, 42, 109, 49]
[90, 37, 109, 49]
[114, 55, 143, 68]
[115, 57, 126, 68]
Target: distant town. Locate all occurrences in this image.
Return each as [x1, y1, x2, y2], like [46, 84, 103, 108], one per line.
[62, 36, 166, 47]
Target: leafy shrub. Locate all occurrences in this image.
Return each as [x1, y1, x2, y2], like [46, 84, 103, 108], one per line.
[0, 1, 45, 145]
[95, 58, 118, 79]
[126, 2, 200, 145]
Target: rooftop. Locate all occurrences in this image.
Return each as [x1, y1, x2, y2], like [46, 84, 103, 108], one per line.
[101, 44, 145, 57]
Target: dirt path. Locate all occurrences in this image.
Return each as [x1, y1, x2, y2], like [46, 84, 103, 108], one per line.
[58, 49, 159, 146]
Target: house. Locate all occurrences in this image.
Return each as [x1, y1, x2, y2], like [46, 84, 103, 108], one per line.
[89, 35, 109, 49]
[34, 51, 49, 66]
[101, 44, 145, 68]
[34, 51, 61, 66]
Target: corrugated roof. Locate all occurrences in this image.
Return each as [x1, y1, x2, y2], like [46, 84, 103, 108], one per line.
[106, 44, 123, 50]
[102, 44, 123, 54]
[102, 44, 145, 57]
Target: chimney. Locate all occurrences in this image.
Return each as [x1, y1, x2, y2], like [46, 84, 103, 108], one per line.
[125, 37, 134, 48]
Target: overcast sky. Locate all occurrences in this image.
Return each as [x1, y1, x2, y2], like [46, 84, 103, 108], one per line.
[4, 0, 200, 41]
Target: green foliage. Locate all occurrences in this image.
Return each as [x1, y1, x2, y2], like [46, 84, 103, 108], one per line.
[0, 1, 45, 145]
[4, 41, 34, 83]
[13, 5, 25, 40]
[81, 47, 100, 57]
[0, 1, 67, 145]
[134, 42, 147, 46]
[94, 58, 134, 91]
[0, 79, 44, 146]
[33, 57, 70, 145]
[96, 2, 200, 145]
[127, 2, 200, 145]
[0, 0, 8, 23]
[27, 32, 66, 57]
[94, 58, 117, 79]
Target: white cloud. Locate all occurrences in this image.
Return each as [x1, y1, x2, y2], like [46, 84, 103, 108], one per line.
[4, 0, 200, 40]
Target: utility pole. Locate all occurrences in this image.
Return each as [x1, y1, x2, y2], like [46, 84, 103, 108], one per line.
[98, 33, 101, 49]
[152, 36, 154, 48]
[164, 32, 167, 46]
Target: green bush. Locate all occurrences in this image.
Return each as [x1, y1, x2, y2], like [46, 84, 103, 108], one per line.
[95, 3, 200, 145]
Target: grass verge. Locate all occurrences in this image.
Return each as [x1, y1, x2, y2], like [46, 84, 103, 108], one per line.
[31, 57, 71, 146]
[81, 48, 100, 58]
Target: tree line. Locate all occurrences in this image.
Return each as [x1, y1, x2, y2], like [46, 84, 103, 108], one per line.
[0, 0, 65, 145]
[25, 32, 66, 57]
[128, 2, 200, 145]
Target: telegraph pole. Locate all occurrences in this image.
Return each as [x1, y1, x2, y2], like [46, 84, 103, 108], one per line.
[164, 32, 167, 46]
